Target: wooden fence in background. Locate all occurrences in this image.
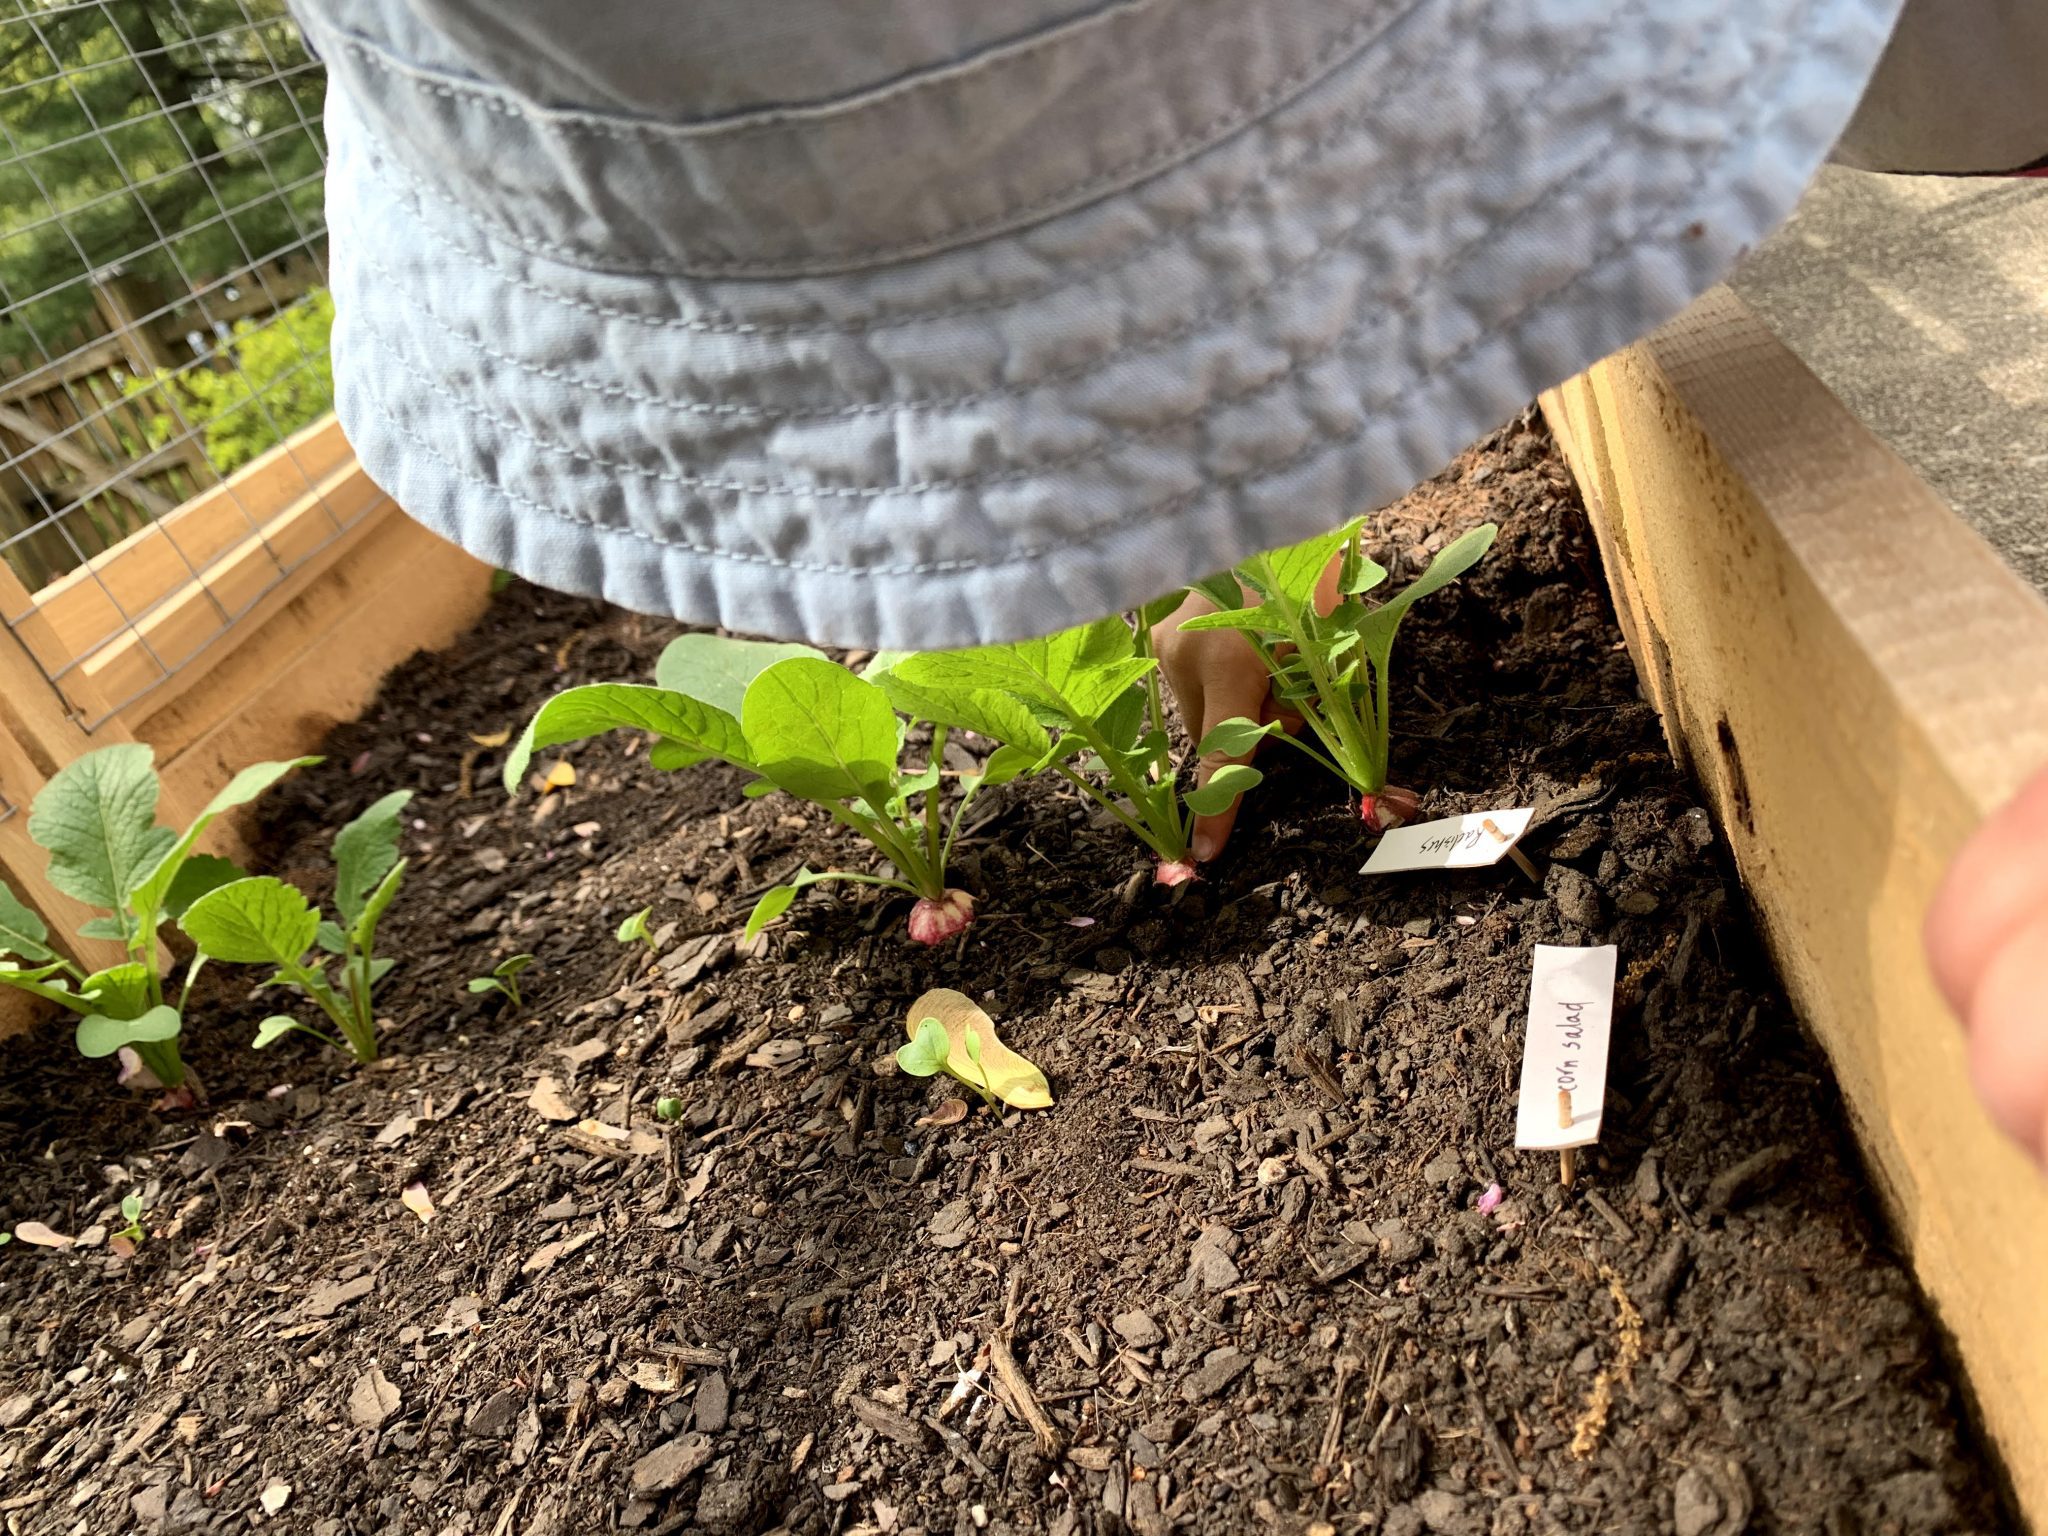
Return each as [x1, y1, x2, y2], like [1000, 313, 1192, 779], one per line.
[0, 250, 324, 591]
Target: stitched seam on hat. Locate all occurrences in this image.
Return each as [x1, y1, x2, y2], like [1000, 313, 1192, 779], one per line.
[314, 0, 1163, 144]
[334, 3, 1418, 275]
[354, 62, 1723, 502]
[360, 1, 1649, 407]
[354, 0, 1820, 576]
[370, 0, 1582, 331]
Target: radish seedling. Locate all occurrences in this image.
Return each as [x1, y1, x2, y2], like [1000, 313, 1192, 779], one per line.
[467, 953, 534, 1007]
[507, 636, 1032, 944]
[615, 908, 655, 951]
[897, 1015, 998, 1107]
[112, 1194, 145, 1247]
[1182, 520, 1497, 828]
[875, 613, 1222, 885]
[178, 791, 411, 1063]
[0, 747, 314, 1093]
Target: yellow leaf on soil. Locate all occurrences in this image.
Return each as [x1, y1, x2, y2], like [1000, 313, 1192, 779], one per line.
[469, 728, 512, 748]
[541, 760, 577, 793]
[904, 989, 1053, 1111]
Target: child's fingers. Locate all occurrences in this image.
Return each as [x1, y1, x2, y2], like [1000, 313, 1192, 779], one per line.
[1962, 906, 2048, 1161]
[1924, 764, 2048, 1019]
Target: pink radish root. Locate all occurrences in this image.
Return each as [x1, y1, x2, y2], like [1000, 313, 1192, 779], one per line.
[1360, 784, 1421, 831]
[907, 889, 976, 945]
[1154, 858, 1199, 887]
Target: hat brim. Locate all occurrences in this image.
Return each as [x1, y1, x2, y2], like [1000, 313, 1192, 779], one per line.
[326, 0, 1903, 649]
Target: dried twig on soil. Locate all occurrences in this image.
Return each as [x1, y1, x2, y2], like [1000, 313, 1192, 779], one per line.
[1569, 1266, 1645, 1460]
[987, 1332, 1062, 1456]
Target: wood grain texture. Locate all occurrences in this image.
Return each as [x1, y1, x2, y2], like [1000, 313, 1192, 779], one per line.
[1544, 287, 2048, 1528]
[27, 414, 352, 664]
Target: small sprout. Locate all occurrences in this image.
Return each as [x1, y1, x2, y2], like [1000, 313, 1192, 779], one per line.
[110, 1194, 145, 1256]
[616, 907, 655, 951]
[655, 1096, 685, 1123]
[466, 952, 536, 1008]
[898, 989, 1054, 1111]
[897, 1016, 996, 1108]
[179, 791, 413, 1065]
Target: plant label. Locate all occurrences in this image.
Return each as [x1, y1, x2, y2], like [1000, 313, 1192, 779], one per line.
[1360, 807, 1535, 875]
[1514, 944, 1617, 1151]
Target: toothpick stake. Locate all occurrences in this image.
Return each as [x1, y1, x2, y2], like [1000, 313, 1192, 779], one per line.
[1484, 817, 1544, 886]
[1558, 1089, 1577, 1187]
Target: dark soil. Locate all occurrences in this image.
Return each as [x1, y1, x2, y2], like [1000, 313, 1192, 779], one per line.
[0, 418, 2007, 1536]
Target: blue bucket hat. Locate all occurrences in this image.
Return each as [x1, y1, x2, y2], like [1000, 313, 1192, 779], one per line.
[298, 0, 1907, 648]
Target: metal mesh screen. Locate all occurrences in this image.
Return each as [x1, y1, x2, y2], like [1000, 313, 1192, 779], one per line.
[0, 0, 370, 730]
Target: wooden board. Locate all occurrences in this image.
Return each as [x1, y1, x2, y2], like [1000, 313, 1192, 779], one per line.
[69, 457, 386, 718]
[1542, 287, 2048, 1528]
[23, 414, 352, 667]
[146, 515, 495, 820]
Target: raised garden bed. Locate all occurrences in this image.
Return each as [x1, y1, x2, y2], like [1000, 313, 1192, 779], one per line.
[0, 418, 2005, 1535]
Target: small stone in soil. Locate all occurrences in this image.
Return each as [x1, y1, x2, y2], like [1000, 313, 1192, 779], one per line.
[694, 1371, 730, 1433]
[630, 1431, 713, 1494]
[1180, 1347, 1250, 1403]
[1113, 1310, 1163, 1348]
[1546, 865, 1604, 928]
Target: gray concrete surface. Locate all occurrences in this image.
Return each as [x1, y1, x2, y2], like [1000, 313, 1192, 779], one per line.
[1731, 167, 2048, 596]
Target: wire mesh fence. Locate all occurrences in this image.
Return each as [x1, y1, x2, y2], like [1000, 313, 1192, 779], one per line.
[0, 0, 376, 731]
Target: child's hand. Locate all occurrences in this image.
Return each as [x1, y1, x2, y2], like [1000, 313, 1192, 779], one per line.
[1153, 590, 1287, 862]
[1925, 763, 2048, 1165]
[1152, 562, 1341, 862]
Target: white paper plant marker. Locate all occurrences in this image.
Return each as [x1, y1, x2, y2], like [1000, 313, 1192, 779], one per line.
[1514, 945, 1619, 1153]
[1361, 808, 1535, 876]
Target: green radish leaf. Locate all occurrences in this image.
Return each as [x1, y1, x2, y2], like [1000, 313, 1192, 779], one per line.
[739, 778, 780, 799]
[120, 1194, 141, 1224]
[350, 858, 406, 956]
[505, 685, 752, 793]
[743, 884, 800, 943]
[655, 635, 827, 719]
[1242, 516, 1365, 607]
[742, 869, 835, 943]
[0, 883, 53, 962]
[127, 756, 316, 934]
[1190, 572, 1247, 613]
[76, 915, 130, 942]
[252, 1016, 302, 1049]
[0, 962, 93, 1012]
[616, 907, 653, 946]
[1182, 763, 1264, 816]
[495, 954, 534, 983]
[466, 977, 498, 995]
[162, 854, 245, 921]
[859, 650, 912, 681]
[1175, 604, 1292, 637]
[1095, 685, 1147, 755]
[1137, 589, 1189, 629]
[893, 618, 1153, 725]
[333, 790, 411, 930]
[1196, 717, 1282, 757]
[78, 961, 152, 1020]
[316, 920, 348, 955]
[76, 1004, 180, 1059]
[1355, 523, 1498, 673]
[179, 877, 320, 967]
[978, 743, 1041, 789]
[1340, 552, 1389, 595]
[895, 1016, 952, 1077]
[871, 672, 1051, 760]
[742, 658, 902, 808]
[29, 744, 174, 915]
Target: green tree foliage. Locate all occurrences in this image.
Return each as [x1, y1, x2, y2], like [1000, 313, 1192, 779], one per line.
[0, 0, 327, 360]
[126, 287, 333, 472]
